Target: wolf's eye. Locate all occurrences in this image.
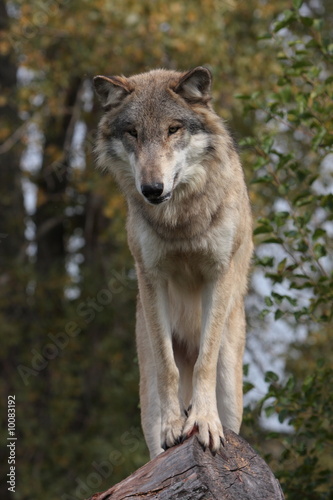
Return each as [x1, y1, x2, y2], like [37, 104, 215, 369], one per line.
[168, 125, 181, 135]
[127, 129, 138, 138]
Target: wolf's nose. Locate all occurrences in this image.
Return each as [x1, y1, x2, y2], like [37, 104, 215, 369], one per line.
[141, 183, 164, 200]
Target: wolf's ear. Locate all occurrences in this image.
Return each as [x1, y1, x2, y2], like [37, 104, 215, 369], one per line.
[174, 66, 212, 103]
[93, 75, 132, 110]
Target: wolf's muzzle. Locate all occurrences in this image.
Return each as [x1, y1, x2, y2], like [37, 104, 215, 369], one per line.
[141, 183, 171, 204]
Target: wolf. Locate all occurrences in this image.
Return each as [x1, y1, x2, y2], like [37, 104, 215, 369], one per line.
[93, 66, 253, 459]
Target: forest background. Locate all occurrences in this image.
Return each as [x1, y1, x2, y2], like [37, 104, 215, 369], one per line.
[0, 1, 332, 499]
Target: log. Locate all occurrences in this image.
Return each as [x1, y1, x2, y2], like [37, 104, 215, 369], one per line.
[86, 429, 284, 499]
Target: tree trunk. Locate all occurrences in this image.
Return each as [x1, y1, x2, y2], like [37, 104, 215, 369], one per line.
[0, 0, 26, 264]
[86, 429, 284, 500]
[35, 76, 81, 276]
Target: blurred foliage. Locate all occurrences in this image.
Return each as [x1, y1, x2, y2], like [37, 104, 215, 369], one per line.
[240, 4, 333, 498]
[0, 0, 332, 499]
[260, 365, 333, 499]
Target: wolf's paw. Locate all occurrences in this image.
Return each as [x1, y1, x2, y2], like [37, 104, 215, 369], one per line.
[182, 407, 225, 454]
[161, 412, 186, 450]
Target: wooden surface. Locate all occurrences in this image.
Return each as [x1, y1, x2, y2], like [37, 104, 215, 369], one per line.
[87, 429, 284, 499]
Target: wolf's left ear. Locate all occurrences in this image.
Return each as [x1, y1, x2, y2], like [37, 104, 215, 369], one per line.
[93, 75, 132, 110]
[174, 66, 212, 104]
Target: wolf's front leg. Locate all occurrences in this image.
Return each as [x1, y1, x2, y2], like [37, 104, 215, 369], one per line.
[183, 272, 236, 453]
[137, 269, 186, 453]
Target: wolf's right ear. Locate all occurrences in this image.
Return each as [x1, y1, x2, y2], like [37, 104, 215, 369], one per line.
[174, 66, 212, 104]
[93, 75, 132, 110]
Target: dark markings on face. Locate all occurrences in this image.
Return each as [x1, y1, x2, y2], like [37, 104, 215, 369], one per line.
[100, 85, 216, 168]
[205, 143, 217, 156]
[106, 143, 124, 161]
[110, 116, 134, 139]
[186, 118, 208, 135]
[104, 115, 137, 155]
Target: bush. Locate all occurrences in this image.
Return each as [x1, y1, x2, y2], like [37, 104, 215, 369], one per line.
[240, 3, 333, 498]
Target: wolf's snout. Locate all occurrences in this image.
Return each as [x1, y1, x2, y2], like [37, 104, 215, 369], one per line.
[140, 183, 172, 205]
[141, 183, 164, 198]
[141, 183, 164, 201]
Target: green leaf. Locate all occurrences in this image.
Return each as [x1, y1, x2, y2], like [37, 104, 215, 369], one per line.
[294, 192, 314, 207]
[284, 230, 298, 238]
[275, 309, 284, 320]
[285, 296, 297, 306]
[277, 258, 287, 273]
[262, 237, 283, 244]
[300, 16, 314, 27]
[265, 296, 274, 307]
[292, 0, 303, 8]
[238, 136, 256, 146]
[259, 308, 270, 318]
[313, 18, 323, 31]
[244, 382, 255, 394]
[321, 194, 333, 210]
[312, 228, 326, 241]
[278, 409, 290, 423]
[257, 33, 272, 40]
[293, 59, 313, 69]
[265, 371, 279, 383]
[251, 175, 274, 184]
[277, 51, 288, 60]
[253, 224, 273, 235]
[306, 38, 321, 49]
[250, 91, 260, 100]
[272, 292, 284, 304]
[265, 405, 276, 418]
[313, 243, 327, 259]
[256, 256, 275, 268]
[286, 376, 296, 391]
[234, 93, 251, 100]
[303, 374, 315, 391]
[273, 10, 296, 32]
[312, 127, 327, 150]
[274, 211, 289, 226]
[266, 272, 284, 283]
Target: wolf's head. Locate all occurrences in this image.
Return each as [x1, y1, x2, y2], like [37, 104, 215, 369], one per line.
[93, 67, 219, 205]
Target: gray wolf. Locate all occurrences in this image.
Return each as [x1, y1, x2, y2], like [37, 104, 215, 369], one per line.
[93, 67, 253, 459]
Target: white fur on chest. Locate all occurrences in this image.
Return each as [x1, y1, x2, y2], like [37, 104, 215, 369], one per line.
[136, 214, 236, 278]
[132, 215, 236, 351]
